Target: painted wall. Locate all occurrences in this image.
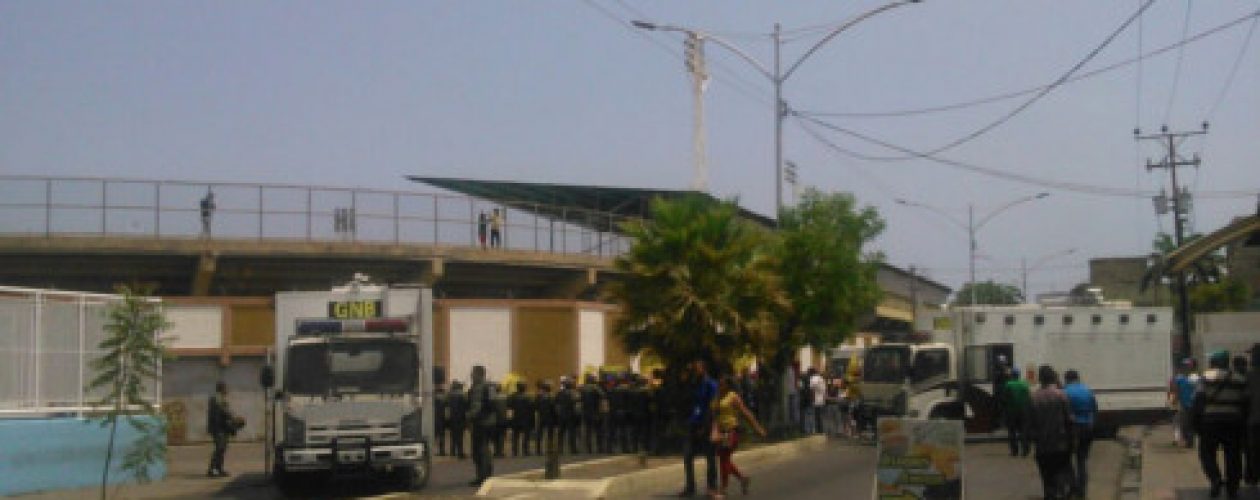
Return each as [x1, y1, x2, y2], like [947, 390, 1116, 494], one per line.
[578, 309, 605, 374]
[447, 306, 512, 384]
[0, 416, 166, 496]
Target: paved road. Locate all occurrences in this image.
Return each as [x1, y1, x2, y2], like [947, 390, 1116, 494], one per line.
[638, 437, 1124, 500]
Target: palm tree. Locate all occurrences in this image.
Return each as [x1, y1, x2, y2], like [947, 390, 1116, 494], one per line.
[608, 195, 783, 375]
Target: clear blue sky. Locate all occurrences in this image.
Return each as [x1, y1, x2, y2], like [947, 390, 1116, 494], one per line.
[2, 1, 1258, 298]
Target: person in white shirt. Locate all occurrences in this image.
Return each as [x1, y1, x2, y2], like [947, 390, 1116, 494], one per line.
[807, 369, 826, 434]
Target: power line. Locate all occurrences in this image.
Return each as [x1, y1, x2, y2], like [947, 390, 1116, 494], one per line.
[832, 0, 1157, 159]
[1206, 5, 1260, 120]
[1163, 0, 1195, 124]
[793, 113, 1158, 198]
[797, 112, 1257, 200]
[795, 7, 1260, 119]
[579, 0, 772, 105]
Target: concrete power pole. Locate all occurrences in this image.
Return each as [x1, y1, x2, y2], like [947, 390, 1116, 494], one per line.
[685, 33, 709, 192]
[1136, 122, 1208, 359]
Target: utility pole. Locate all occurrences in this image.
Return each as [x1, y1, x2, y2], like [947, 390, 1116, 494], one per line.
[1136, 122, 1208, 359]
[685, 33, 709, 191]
[772, 23, 783, 221]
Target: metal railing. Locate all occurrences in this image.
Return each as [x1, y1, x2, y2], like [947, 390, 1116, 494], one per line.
[0, 175, 633, 257]
[0, 285, 161, 417]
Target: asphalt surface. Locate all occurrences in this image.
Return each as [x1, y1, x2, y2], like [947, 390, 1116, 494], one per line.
[14, 435, 1124, 499]
[639, 436, 1125, 500]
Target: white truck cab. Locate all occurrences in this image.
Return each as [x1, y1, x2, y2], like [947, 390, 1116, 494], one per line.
[268, 282, 433, 493]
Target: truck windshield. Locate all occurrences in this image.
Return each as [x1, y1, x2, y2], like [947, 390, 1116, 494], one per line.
[286, 341, 418, 396]
[864, 347, 909, 383]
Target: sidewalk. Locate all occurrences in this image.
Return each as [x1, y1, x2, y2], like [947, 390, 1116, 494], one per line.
[1138, 423, 1260, 500]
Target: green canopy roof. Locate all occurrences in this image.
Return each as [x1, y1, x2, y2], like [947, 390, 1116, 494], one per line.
[406, 176, 775, 232]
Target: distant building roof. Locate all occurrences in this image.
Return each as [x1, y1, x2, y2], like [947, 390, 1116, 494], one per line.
[407, 176, 775, 232]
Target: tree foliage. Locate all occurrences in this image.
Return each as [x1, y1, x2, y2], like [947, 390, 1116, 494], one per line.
[952, 280, 1023, 306]
[608, 195, 784, 372]
[87, 284, 170, 498]
[1190, 277, 1252, 313]
[770, 189, 885, 354]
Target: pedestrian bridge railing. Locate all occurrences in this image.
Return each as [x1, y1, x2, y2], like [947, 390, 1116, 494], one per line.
[0, 175, 632, 257]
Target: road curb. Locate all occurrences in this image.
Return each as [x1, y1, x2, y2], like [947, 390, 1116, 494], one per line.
[1115, 425, 1148, 500]
[477, 435, 829, 498]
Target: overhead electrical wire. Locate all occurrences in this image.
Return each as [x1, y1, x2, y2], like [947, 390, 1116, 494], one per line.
[1163, 0, 1195, 124]
[795, 7, 1260, 119]
[1206, 4, 1260, 120]
[806, 0, 1158, 161]
[794, 112, 1256, 200]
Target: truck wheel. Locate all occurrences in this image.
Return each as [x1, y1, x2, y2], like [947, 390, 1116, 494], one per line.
[274, 465, 303, 497]
[395, 450, 431, 491]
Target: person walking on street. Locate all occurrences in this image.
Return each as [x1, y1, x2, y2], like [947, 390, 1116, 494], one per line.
[447, 381, 468, 459]
[467, 366, 496, 487]
[580, 374, 606, 454]
[1002, 370, 1033, 456]
[477, 211, 488, 249]
[508, 381, 535, 457]
[710, 374, 767, 499]
[489, 208, 503, 249]
[199, 190, 216, 237]
[1172, 358, 1202, 448]
[206, 381, 239, 477]
[1028, 365, 1074, 500]
[535, 380, 557, 453]
[678, 359, 718, 497]
[1193, 350, 1248, 498]
[1063, 369, 1098, 498]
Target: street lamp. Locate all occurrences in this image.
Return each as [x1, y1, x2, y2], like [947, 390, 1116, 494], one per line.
[896, 192, 1049, 305]
[633, 0, 922, 222]
[1021, 248, 1077, 302]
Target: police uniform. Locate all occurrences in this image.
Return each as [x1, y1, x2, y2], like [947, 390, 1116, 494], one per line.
[580, 377, 606, 454]
[535, 382, 557, 452]
[609, 378, 631, 453]
[446, 382, 468, 459]
[555, 379, 581, 454]
[630, 377, 653, 453]
[491, 383, 509, 458]
[508, 383, 535, 456]
[434, 388, 448, 456]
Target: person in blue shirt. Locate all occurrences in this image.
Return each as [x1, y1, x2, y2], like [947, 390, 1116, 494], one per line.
[1172, 359, 1201, 448]
[1063, 369, 1098, 499]
[679, 358, 718, 497]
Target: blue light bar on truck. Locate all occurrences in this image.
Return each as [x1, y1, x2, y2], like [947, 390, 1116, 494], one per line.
[296, 317, 410, 335]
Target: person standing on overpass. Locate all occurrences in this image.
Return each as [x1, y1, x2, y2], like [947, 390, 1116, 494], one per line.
[199, 189, 216, 237]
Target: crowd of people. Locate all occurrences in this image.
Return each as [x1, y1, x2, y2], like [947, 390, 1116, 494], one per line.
[1168, 348, 1260, 500]
[993, 361, 1098, 500]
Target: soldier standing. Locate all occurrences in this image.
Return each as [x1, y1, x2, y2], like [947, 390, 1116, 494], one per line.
[492, 382, 508, 458]
[555, 376, 581, 454]
[434, 385, 448, 456]
[508, 381, 535, 456]
[446, 380, 468, 459]
[466, 366, 496, 487]
[631, 375, 653, 453]
[609, 374, 631, 453]
[580, 374, 606, 454]
[535, 380, 557, 453]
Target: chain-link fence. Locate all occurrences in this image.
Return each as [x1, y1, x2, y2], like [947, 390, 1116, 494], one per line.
[0, 286, 161, 417]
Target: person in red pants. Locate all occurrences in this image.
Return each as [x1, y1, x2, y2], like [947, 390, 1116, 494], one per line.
[711, 374, 766, 499]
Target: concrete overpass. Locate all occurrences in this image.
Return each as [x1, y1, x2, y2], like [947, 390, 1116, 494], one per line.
[0, 235, 611, 299]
